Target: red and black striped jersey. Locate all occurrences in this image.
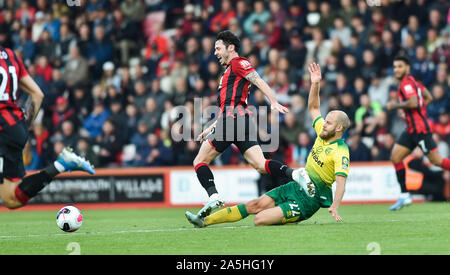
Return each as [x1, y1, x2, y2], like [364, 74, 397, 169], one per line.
[397, 75, 432, 134]
[0, 47, 29, 131]
[217, 57, 255, 118]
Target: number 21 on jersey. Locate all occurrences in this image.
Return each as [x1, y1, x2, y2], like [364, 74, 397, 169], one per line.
[0, 65, 18, 101]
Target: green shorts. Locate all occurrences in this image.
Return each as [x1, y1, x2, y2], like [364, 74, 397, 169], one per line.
[266, 181, 323, 223]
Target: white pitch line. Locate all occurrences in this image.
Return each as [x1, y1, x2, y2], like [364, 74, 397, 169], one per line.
[0, 225, 253, 240]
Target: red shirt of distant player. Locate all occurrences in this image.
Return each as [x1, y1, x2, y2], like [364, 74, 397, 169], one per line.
[217, 57, 255, 118]
[0, 48, 29, 130]
[397, 75, 432, 134]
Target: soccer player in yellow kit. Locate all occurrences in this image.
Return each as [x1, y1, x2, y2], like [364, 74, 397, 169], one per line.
[185, 62, 350, 226]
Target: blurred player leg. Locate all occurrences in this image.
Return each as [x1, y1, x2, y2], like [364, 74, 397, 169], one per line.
[193, 140, 224, 217]
[390, 143, 413, 210]
[426, 149, 450, 171]
[1, 147, 94, 209]
[243, 145, 294, 180]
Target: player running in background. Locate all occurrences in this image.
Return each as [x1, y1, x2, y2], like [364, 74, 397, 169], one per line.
[386, 54, 450, 211]
[0, 46, 95, 209]
[186, 62, 350, 227]
[191, 30, 303, 218]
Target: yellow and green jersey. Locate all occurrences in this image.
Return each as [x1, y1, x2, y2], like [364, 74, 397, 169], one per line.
[305, 116, 350, 190]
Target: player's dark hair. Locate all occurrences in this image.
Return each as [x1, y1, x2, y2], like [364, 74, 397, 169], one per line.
[394, 54, 410, 65]
[216, 30, 240, 53]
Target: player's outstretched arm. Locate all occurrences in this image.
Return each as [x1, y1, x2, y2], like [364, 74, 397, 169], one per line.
[307, 62, 322, 122]
[19, 75, 44, 126]
[328, 175, 346, 222]
[245, 71, 289, 114]
[386, 95, 418, 111]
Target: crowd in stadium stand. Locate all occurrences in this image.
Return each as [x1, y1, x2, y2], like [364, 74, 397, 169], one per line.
[0, 0, 448, 171]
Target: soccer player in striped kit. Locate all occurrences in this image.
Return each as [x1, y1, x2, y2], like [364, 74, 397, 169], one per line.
[0, 46, 94, 209]
[189, 30, 303, 219]
[387, 55, 450, 210]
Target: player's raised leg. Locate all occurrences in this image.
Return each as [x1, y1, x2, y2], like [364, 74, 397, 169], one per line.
[390, 143, 412, 211]
[0, 147, 95, 209]
[193, 140, 224, 218]
[426, 148, 450, 171]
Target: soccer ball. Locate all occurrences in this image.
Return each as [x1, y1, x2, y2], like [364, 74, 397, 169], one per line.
[56, 206, 83, 232]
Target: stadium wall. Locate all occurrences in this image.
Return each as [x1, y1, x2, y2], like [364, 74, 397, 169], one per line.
[5, 162, 438, 212]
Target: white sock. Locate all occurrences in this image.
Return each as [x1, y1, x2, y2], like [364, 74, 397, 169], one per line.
[54, 161, 66, 173]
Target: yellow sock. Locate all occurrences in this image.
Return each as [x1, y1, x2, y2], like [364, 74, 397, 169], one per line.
[205, 204, 248, 226]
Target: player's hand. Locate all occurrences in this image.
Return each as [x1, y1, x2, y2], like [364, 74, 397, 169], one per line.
[196, 127, 213, 143]
[271, 102, 289, 114]
[308, 62, 322, 84]
[328, 206, 342, 222]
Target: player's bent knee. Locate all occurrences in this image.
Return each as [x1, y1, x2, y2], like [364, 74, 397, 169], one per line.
[253, 214, 266, 226]
[1, 194, 22, 210]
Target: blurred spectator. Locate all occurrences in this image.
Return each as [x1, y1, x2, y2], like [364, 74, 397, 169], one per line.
[108, 99, 127, 142]
[138, 133, 174, 167]
[372, 133, 396, 161]
[31, 11, 45, 42]
[35, 55, 52, 83]
[23, 141, 42, 170]
[82, 100, 110, 138]
[100, 61, 121, 91]
[401, 15, 426, 46]
[75, 138, 99, 169]
[51, 96, 77, 134]
[431, 112, 450, 144]
[71, 86, 93, 122]
[16, 1, 36, 26]
[178, 140, 200, 166]
[243, 0, 270, 36]
[56, 23, 75, 63]
[14, 27, 35, 64]
[34, 30, 58, 63]
[60, 120, 78, 149]
[130, 120, 149, 153]
[280, 112, 304, 145]
[367, 75, 392, 107]
[88, 25, 113, 79]
[209, 0, 236, 33]
[292, 131, 313, 166]
[63, 44, 89, 88]
[427, 84, 449, 122]
[317, 1, 336, 35]
[411, 45, 436, 87]
[339, 91, 357, 126]
[124, 103, 140, 143]
[338, 0, 357, 26]
[119, 0, 146, 23]
[354, 93, 383, 147]
[305, 27, 332, 68]
[330, 16, 352, 48]
[347, 130, 371, 162]
[286, 30, 306, 72]
[141, 97, 161, 133]
[95, 119, 122, 167]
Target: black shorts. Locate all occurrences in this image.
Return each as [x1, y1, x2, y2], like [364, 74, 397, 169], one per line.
[206, 114, 259, 155]
[0, 120, 28, 183]
[397, 131, 437, 155]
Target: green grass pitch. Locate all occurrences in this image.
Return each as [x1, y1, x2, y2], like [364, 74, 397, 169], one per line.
[0, 202, 448, 255]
